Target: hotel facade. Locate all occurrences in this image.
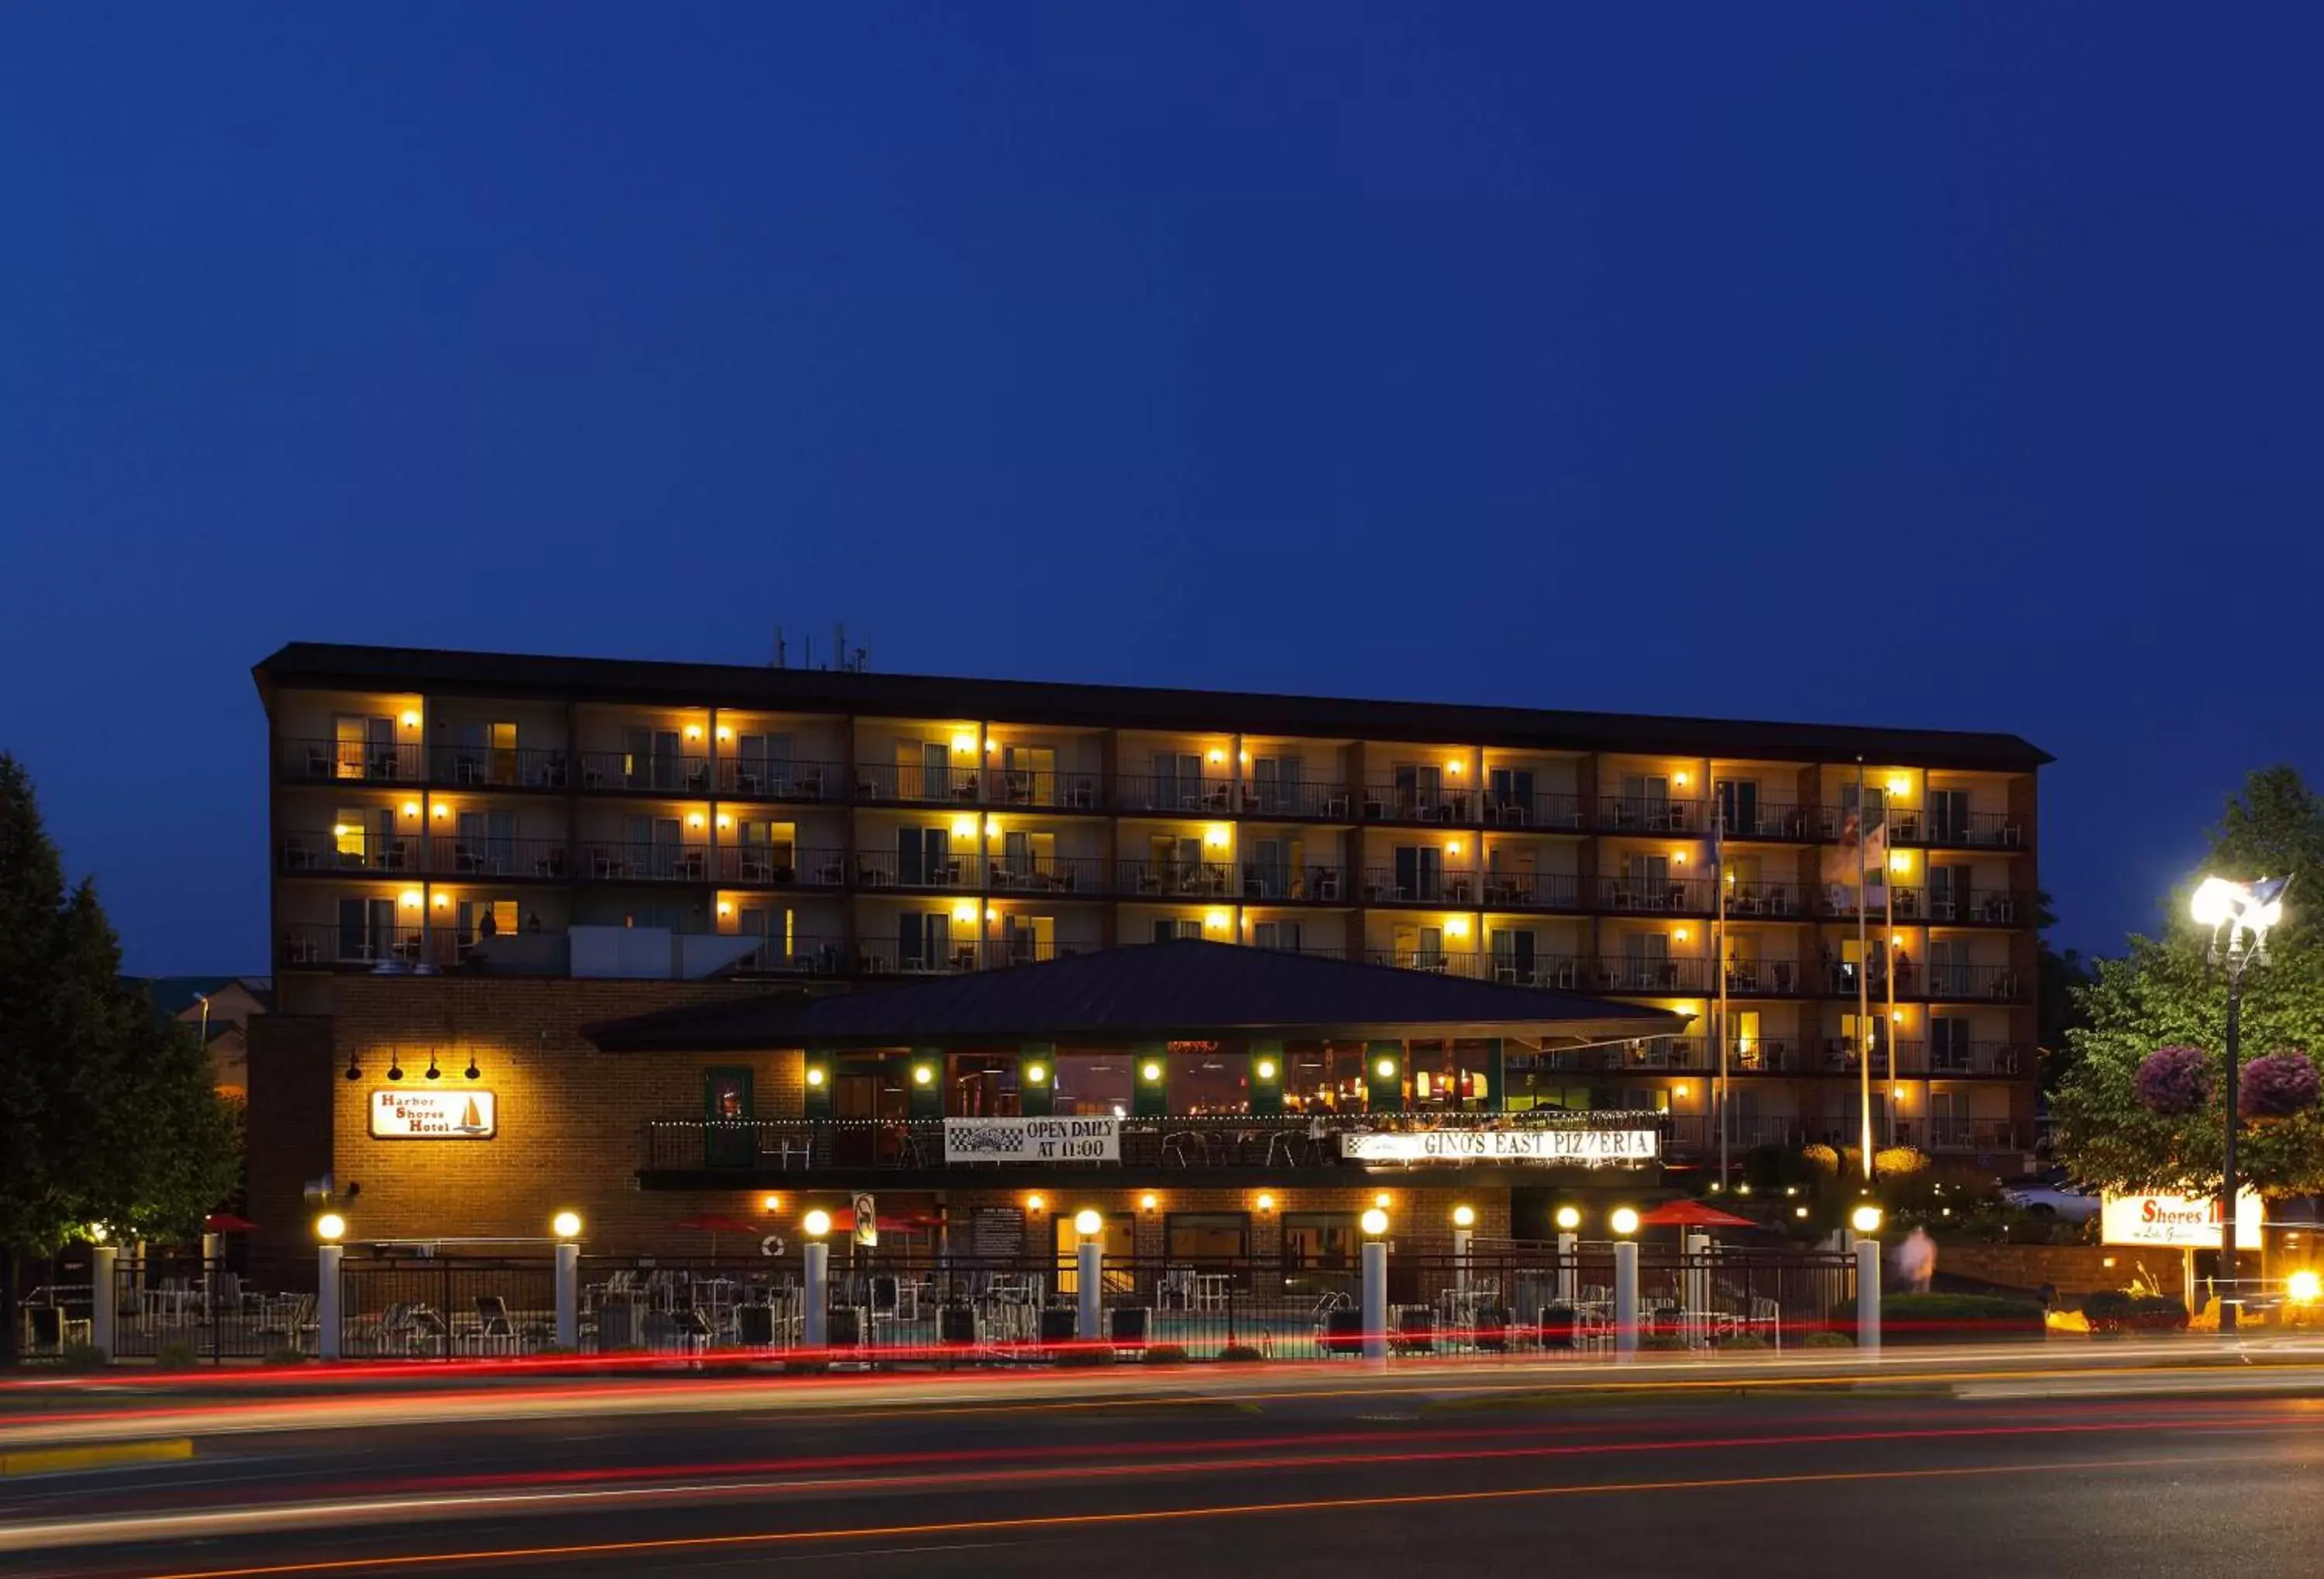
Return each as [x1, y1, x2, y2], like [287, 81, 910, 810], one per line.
[246, 643, 2047, 1258]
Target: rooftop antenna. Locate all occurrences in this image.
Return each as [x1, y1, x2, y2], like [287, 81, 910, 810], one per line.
[772, 626, 786, 669]
[834, 623, 847, 672]
[803, 632, 813, 670]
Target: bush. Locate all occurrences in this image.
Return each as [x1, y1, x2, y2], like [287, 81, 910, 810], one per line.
[154, 1340, 200, 1371]
[2242, 1051, 2320, 1119]
[1800, 1144, 1841, 1175]
[263, 1345, 310, 1366]
[2137, 1044, 2210, 1116]
[1874, 1146, 1930, 1178]
[1140, 1343, 1189, 1364]
[1803, 1330, 1855, 1348]
[2083, 1291, 2191, 1336]
[1636, 1333, 1692, 1351]
[1219, 1343, 1267, 1362]
[1717, 1333, 1772, 1350]
[1052, 1347, 1116, 1367]
[1876, 1292, 2046, 1344]
[58, 1340, 108, 1371]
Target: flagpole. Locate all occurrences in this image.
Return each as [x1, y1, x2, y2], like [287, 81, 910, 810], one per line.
[1885, 846, 1896, 1151]
[1715, 799, 1729, 1188]
[1857, 758, 1873, 1182]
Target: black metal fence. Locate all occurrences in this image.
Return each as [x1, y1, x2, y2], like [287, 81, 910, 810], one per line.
[99, 1252, 320, 1361]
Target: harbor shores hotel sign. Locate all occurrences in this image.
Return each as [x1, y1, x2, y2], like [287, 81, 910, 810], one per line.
[370, 1089, 497, 1140]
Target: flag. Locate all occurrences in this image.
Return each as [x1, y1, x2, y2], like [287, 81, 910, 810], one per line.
[1863, 817, 1889, 903]
[1821, 805, 1862, 896]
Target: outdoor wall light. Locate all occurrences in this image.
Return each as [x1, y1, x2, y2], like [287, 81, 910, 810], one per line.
[684, 724, 703, 741]
[1023, 1063, 1047, 1085]
[346, 1056, 363, 1082]
[399, 710, 421, 728]
[1254, 1058, 1277, 1081]
[1373, 1192, 1392, 1209]
[806, 1066, 827, 1088]
[1140, 1061, 1164, 1082]
[761, 1194, 782, 1213]
[1851, 1206, 1885, 1234]
[1375, 1057, 1397, 1079]
[431, 804, 449, 820]
[1360, 1209, 1390, 1237]
[953, 734, 978, 755]
[1452, 1205, 1477, 1228]
[401, 802, 421, 818]
[912, 1065, 935, 1086]
[803, 1209, 833, 1239]
[315, 1213, 347, 1243]
[1139, 1192, 1159, 1213]
[1254, 1192, 1275, 1213]
[552, 1211, 583, 1239]
[1073, 1209, 1103, 1237]
[1024, 1193, 1046, 1213]
[2289, 1270, 2322, 1305]
[386, 1053, 403, 1082]
[464, 1054, 480, 1081]
[424, 1051, 440, 1081]
[1795, 1206, 1810, 1220]
[1554, 1206, 1582, 1232]
[715, 724, 733, 742]
[1609, 1207, 1641, 1237]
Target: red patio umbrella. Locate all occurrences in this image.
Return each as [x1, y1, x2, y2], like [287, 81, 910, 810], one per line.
[1638, 1199, 1755, 1230]
[670, 1212, 760, 1257]
[203, 1212, 259, 1233]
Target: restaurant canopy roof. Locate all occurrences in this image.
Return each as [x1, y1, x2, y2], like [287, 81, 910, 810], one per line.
[584, 940, 1688, 1052]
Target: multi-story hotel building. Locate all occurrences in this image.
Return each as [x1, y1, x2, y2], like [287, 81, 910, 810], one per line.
[254, 642, 2047, 1202]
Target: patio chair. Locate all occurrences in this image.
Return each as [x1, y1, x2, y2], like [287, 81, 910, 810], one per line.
[24, 1305, 92, 1354]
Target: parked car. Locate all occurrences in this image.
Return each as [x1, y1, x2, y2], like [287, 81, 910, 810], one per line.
[2001, 1173, 2101, 1223]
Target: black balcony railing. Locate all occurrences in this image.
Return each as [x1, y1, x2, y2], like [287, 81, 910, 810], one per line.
[1477, 953, 1588, 989]
[985, 854, 1107, 896]
[642, 1110, 1672, 1175]
[1583, 955, 1710, 994]
[1726, 1039, 1806, 1074]
[1360, 868, 1482, 905]
[1236, 862, 1347, 903]
[1720, 881, 1802, 918]
[854, 850, 971, 889]
[278, 831, 419, 876]
[717, 846, 847, 886]
[992, 768, 1105, 810]
[1921, 1041, 2032, 1077]
[1118, 859, 1236, 899]
[1721, 958, 1807, 996]
[1483, 791, 1587, 830]
[428, 745, 572, 790]
[726, 934, 851, 976]
[577, 751, 710, 795]
[855, 762, 983, 804]
[1360, 784, 1474, 823]
[1922, 964, 2025, 1003]
[1115, 774, 1235, 815]
[580, 841, 713, 882]
[1902, 1120, 2032, 1153]
[1477, 871, 1583, 910]
[1590, 875, 1712, 914]
[278, 921, 435, 969]
[1718, 802, 1813, 841]
[1236, 781, 1353, 820]
[431, 836, 572, 879]
[1532, 1037, 1710, 1073]
[1363, 948, 1490, 979]
[280, 738, 425, 783]
[717, 759, 840, 801]
[1594, 796, 1703, 834]
[1914, 889, 2032, 926]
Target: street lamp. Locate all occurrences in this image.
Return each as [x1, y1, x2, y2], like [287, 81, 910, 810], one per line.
[2192, 873, 2291, 1333]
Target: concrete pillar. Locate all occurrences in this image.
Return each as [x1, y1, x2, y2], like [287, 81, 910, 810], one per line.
[1452, 1226, 1473, 1298]
[1683, 1232, 1710, 1344]
[554, 1241, 579, 1350]
[1362, 1238, 1389, 1363]
[1614, 1240, 1639, 1361]
[1078, 1240, 1103, 1343]
[316, 1244, 343, 1360]
[1855, 1237, 1881, 1353]
[89, 1244, 118, 1359]
[803, 1240, 830, 1350]
[1556, 1231, 1578, 1306]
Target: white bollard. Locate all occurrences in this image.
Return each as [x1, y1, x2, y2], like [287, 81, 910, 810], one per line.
[316, 1244, 343, 1360]
[1362, 1238, 1389, 1363]
[1078, 1240, 1103, 1344]
[554, 1240, 579, 1350]
[1452, 1226, 1473, 1299]
[1614, 1240, 1639, 1361]
[1683, 1232, 1710, 1347]
[803, 1240, 829, 1350]
[1556, 1231, 1578, 1308]
[1855, 1237, 1881, 1354]
[89, 1244, 118, 1359]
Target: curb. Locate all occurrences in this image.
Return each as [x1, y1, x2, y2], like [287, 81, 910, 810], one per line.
[0, 1438, 194, 1477]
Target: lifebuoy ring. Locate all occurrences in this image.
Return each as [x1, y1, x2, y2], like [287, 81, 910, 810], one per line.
[760, 1233, 786, 1257]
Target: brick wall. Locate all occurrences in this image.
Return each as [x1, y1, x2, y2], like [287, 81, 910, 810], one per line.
[246, 1014, 336, 1252]
[1939, 1242, 2183, 1301]
[945, 1185, 1508, 1263]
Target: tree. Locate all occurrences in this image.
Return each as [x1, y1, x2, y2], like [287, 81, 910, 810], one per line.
[2034, 889, 2097, 1099]
[2051, 767, 2324, 1195]
[0, 755, 241, 1362]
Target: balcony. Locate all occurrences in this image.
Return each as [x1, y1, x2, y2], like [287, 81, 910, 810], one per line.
[716, 759, 840, 803]
[1912, 889, 2033, 927]
[1482, 791, 1587, 830]
[639, 1109, 1670, 1181]
[278, 831, 418, 876]
[580, 841, 711, 882]
[1721, 881, 1803, 918]
[429, 745, 572, 790]
[854, 850, 972, 891]
[992, 768, 1105, 811]
[1921, 964, 2025, 1003]
[1890, 809, 2026, 851]
[431, 836, 572, 880]
[1721, 958, 1806, 996]
[1719, 802, 1813, 841]
[1236, 862, 1347, 903]
[1360, 783, 1473, 824]
[985, 854, 1108, 896]
[717, 845, 847, 888]
[1119, 858, 1236, 900]
[276, 921, 567, 976]
[1235, 780, 1353, 820]
[577, 751, 710, 796]
[1726, 1039, 1806, 1073]
[1363, 948, 1489, 979]
[1116, 773, 1235, 816]
[854, 762, 983, 805]
[1583, 955, 1711, 994]
[1360, 868, 1481, 906]
[1590, 875, 1713, 915]
[1532, 1036, 1710, 1073]
[1899, 1119, 2033, 1154]
[1922, 1041, 2032, 1077]
[1477, 871, 1583, 910]
[1479, 953, 1589, 989]
[1594, 796, 1703, 834]
[279, 738, 424, 784]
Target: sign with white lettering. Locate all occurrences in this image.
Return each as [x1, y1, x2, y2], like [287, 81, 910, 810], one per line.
[944, 1116, 1122, 1163]
[369, 1089, 496, 1139]
[2100, 1189, 2260, 1250]
[1339, 1128, 1659, 1165]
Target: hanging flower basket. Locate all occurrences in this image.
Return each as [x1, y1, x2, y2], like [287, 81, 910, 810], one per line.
[2240, 1050, 2319, 1121]
[2136, 1044, 2210, 1116]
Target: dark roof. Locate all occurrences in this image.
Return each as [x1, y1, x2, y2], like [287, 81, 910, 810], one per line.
[253, 642, 2050, 770]
[583, 940, 1687, 1051]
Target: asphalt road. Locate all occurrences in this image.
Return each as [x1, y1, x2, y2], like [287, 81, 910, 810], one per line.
[5, 1359, 2324, 1577]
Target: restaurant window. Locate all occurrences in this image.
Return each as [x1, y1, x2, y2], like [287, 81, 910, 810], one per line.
[950, 1054, 1022, 1117]
[1054, 1213, 1136, 1294]
[1168, 1044, 1246, 1113]
[1281, 1213, 1360, 1273]
[1052, 1051, 1134, 1118]
[1166, 1213, 1250, 1262]
[1281, 1041, 1366, 1112]
[1407, 1039, 1494, 1112]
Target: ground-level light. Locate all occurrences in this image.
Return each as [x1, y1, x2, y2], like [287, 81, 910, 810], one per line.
[1554, 1206, 1582, 1232]
[803, 1209, 833, 1239]
[315, 1213, 347, 1243]
[1074, 1209, 1104, 1238]
[552, 1210, 583, 1239]
[1452, 1204, 1477, 1228]
[1609, 1207, 1641, 1237]
[2290, 1270, 2322, 1305]
[1851, 1205, 1885, 1234]
[1360, 1208, 1389, 1237]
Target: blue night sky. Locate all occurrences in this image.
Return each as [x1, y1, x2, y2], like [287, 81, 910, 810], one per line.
[2, 5, 2319, 972]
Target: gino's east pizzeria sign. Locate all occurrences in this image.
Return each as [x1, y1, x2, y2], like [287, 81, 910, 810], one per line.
[370, 1089, 497, 1140]
[1339, 1127, 1659, 1165]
